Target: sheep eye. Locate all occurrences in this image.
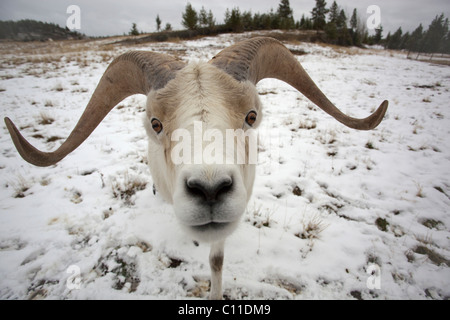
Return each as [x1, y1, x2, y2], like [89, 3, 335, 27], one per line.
[151, 118, 163, 134]
[245, 110, 257, 127]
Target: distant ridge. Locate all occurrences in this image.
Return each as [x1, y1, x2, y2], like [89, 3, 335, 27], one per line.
[0, 19, 87, 41]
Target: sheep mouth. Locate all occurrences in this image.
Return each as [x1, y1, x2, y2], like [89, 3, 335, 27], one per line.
[190, 222, 231, 233]
[183, 220, 240, 242]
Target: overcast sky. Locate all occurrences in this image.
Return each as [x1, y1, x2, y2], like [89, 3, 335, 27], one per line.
[1, 0, 449, 37]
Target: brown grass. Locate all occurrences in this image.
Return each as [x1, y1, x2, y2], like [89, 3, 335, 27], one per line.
[0, 38, 124, 68]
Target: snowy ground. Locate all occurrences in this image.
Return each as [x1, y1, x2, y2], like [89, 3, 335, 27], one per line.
[1, 32, 449, 300]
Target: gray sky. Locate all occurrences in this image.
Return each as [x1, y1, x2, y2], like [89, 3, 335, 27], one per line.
[1, 0, 449, 37]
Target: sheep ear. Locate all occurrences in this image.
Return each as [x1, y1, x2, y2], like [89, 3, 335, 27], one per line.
[4, 51, 186, 167]
[210, 37, 388, 130]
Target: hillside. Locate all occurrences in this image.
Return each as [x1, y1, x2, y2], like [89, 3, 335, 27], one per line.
[0, 19, 86, 41]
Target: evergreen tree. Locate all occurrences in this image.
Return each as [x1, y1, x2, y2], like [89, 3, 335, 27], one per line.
[299, 15, 306, 29]
[129, 23, 139, 36]
[336, 9, 352, 46]
[299, 14, 312, 30]
[326, 1, 339, 43]
[156, 15, 162, 32]
[278, 0, 293, 18]
[444, 29, 450, 54]
[373, 25, 383, 44]
[350, 9, 361, 46]
[199, 7, 208, 27]
[252, 13, 262, 30]
[325, 21, 338, 42]
[422, 14, 449, 55]
[336, 9, 346, 29]
[406, 24, 423, 55]
[242, 11, 253, 30]
[225, 7, 243, 32]
[207, 10, 216, 29]
[278, 0, 295, 29]
[384, 32, 391, 49]
[328, 1, 339, 24]
[260, 12, 273, 30]
[269, 8, 281, 29]
[400, 32, 410, 49]
[350, 8, 358, 31]
[311, 0, 329, 30]
[182, 3, 198, 30]
[386, 27, 403, 49]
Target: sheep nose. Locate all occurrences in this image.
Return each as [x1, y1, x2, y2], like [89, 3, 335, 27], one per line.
[186, 176, 233, 204]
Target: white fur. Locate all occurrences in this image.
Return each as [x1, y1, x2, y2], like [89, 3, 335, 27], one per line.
[144, 62, 261, 299]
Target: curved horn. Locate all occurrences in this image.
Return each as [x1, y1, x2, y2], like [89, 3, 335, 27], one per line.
[210, 37, 388, 130]
[5, 51, 186, 167]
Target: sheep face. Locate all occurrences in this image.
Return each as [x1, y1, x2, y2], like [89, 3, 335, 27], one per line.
[144, 62, 262, 242]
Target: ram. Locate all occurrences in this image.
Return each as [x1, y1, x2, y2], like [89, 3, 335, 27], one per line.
[4, 37, 388, 299]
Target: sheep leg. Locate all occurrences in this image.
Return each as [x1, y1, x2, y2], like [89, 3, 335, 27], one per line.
[209, 240, 224, 300]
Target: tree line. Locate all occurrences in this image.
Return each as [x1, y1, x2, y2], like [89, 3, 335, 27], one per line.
[142, 0, 449, 54]
[150, 0, 379, 47]
[385, 13, 450, 57]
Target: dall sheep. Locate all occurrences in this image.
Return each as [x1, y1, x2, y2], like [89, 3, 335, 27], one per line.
[4, 37, 388, 299]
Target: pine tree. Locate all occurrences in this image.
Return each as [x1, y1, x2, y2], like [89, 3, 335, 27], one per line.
[269, 8, 280, 29]
[386, 27, 402, 49]
[325, 21, 338, 42]
[422, 14, 449, 55]
[129, 23, 139, 36]
[182, 3, 198, 30]
[207, 10, 216, 29]
[156, 15, 162, 32]
[311, 0, 329, 30]
[242, 11, 253, 30]
[400, 32, 410, 49]
[443, 29, 450, 54]
[278, 0, 292, 18]
[278, 0, 295, 29]
[328, 1, 339, 24]
[336, 9, 352, 46]
[299, 15, 306, 29]
[300, 15, 313, 30]
[374, 25, 383, 44]
[406, 24, 423, 56]
[260, 13, 272, 30]
[350, 9, 361, 46]
[326, 1, 339, 42]
[350, 8, 358, 31]
[225, 7, 243, 32]
[199, 7, 208, 27]
[384, 32, 391, 49]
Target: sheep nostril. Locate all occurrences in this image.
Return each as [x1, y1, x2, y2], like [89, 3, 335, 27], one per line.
[186, 177, 232, 203]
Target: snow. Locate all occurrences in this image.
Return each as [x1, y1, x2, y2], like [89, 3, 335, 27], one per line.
[1, 32, 450, 300]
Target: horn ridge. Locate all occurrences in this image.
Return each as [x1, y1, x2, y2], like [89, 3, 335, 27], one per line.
[5, 51, 186, 167]
[210, 37, 388, 130]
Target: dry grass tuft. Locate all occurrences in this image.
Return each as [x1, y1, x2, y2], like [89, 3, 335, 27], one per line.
[10, 174, 31, 198]
[297, 214, 328, 240]
[111, 172, 147, 206]
[37, 112, 54, 125]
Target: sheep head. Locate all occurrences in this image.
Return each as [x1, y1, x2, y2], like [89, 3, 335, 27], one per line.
[143, 62, 262, 241]
[4, 37, 388, 243]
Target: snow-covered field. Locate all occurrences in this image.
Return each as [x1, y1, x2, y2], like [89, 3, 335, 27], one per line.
[1, 32, 449, 300]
